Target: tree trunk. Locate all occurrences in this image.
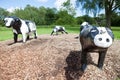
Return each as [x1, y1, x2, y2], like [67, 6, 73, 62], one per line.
[105, 10, 111, 28]
[105, 0, 112, 29]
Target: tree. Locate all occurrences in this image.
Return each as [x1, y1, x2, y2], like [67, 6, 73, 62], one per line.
[76, 15, 95, 25]
[13, 5, 47, 25]
[0, 7, 9, 26]
[94, 14, 106, 26]
[111, 12, 120, 26]
[55, 10, 76, 25]
[45, 8, 57, 25]
[63, 0, 76, 16]
[37, 6, 47, 25]
[76, 0, 120, 28]
[0, 7, 9, 18]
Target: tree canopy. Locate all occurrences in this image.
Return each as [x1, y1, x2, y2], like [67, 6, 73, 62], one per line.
[0, 2, 120, 27]
[76, 0, 120, 28]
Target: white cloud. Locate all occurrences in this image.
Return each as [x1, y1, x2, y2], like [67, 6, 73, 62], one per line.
[36, 0, 48, 2]
[54, 0, 67, 10]
[7, 7, 21, 13]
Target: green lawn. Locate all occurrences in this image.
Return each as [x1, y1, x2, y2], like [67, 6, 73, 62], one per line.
[111, 27, 120, 39]
[0, 25, 120, 41]
[0, 27, 13, 41]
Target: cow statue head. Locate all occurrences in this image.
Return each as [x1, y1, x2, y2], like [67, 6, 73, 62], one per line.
[4, 16, 21, 28]
[80, 22, 114, 48]
[80, 22, 114, 71]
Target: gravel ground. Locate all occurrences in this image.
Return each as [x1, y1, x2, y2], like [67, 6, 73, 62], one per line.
[0, 34, 119, 80]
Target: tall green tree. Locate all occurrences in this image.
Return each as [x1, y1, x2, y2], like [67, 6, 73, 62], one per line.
[111, 12, 120, 26]
[0, 7, 9, 26]
[0, 7, 9, 18]
[63, 0, 76, 16]
[76, 0, 120, 28]
[55, 10, 76, 25]
[45, 8, 57, 25]
[37, 6, 47, 25]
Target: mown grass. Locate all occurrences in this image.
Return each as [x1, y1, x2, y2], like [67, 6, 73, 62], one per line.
[0, 25, 120, 41]
[111, 27, 120, 39]
[0, 27, 13, 41]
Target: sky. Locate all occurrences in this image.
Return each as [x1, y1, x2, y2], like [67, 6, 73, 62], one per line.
[0, 0, 85, 17]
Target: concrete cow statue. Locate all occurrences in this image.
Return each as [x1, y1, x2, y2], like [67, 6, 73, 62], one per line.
[79, 22, 114, 71]
[51, 26, 68, 35]
[4, 16, 37, 43]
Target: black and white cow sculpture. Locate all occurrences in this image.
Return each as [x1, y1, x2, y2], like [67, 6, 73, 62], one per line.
[80, 22, 114, 71]
[4, 16, 37, 43]
[51, 26, 68, 35]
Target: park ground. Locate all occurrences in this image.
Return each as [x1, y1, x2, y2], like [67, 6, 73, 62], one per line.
[0, 34, 120, 80]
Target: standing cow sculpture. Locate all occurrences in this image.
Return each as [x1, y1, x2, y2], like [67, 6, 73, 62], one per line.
[79, 22, 114, 71]
[51, 26, 68, 35]
[4, 16, 37, 43]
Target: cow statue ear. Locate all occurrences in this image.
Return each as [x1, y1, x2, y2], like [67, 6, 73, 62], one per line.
[106, 27, 114, 40]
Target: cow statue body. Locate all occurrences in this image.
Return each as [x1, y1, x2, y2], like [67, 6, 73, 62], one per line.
[4, 16, 37, 43]
[51, 26, 68, 35]
[80, 22, 114, 71]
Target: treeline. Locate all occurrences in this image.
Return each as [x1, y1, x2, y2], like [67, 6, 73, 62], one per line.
[0, 5, 120, 26]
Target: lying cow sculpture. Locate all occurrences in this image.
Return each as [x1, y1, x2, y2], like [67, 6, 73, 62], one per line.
[4, 16, 37, 43]
[79, 22, 114, 71]
[51, 26, 68, 35]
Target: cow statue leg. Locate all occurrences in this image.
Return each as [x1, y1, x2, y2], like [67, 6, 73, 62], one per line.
[22, 33, 26, 43]
[13, 33, 18, 43]
[26, 35, 30, 40]
[51, 31, 54, 35]
[65, 31, 68, 34]
[56, 32, 58, 35]
[63, 30, 68, 34]
[81, 50, 88, 71]
[61, 31, 64, 34]
[34, 30, 37, 39]
[97, 50, 107, 69]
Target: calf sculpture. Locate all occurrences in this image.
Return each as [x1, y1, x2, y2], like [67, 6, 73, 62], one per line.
[51, 26, 68, 35]
[79, 22, 114, 71]
[4, 16, 37, 43]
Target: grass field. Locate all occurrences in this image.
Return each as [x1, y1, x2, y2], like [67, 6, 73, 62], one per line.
[0, 25, 120, 41]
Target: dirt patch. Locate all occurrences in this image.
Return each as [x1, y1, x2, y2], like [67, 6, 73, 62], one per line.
[0, 34, 120, 80]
